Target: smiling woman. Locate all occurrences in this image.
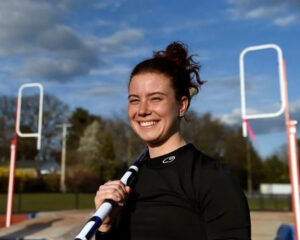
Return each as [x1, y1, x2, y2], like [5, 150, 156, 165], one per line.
[94, 42, 251, 240]
[128, 72, 187, 150]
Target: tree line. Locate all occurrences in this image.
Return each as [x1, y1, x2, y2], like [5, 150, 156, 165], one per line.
[0, 94, 296, 192]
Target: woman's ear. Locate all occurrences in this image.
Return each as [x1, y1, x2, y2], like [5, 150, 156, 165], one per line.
[178, 96, 189, 117]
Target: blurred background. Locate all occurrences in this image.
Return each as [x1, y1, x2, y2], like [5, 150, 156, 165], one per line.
[0, 0, 299, 238]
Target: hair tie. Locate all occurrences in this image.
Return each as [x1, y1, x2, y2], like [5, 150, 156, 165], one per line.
[189, 87, 197, 97]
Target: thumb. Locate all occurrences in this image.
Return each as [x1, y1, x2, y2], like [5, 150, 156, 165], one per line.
[125, 186, 131, 194]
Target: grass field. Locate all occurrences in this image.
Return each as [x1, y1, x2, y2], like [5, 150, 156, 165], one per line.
[248, 198, 291, 211]
[0, 193, 95, 213]
[0, 193, 292, 213]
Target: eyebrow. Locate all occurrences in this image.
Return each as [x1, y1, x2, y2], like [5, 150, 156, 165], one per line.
[128, 92, 168, 99]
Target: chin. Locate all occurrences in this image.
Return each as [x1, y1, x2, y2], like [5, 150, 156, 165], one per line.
[140, 136, 159, 144]
[136, 133, 158, 144]
[142, 135, 168, 147]
[134, 128, 162, 143]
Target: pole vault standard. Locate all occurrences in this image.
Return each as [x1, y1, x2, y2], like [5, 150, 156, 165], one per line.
[5, 83, 44, 228]
[240, 44, 300, 240]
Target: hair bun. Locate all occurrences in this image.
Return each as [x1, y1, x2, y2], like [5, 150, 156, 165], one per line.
[154, 41, 189, 68]
[154, 41, 204, 99]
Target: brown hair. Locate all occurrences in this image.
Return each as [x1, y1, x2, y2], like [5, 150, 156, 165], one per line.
[129, 41, 204, 110]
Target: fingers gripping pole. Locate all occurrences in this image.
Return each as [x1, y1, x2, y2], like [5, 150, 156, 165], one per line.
[16, 83, 44, 150]
[74, 148, 148, 240]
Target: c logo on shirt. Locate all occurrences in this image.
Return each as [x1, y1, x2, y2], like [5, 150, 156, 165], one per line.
[162, 156, 176, 164]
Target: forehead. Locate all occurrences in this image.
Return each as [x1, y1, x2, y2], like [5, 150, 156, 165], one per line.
[129, 72, 173, 94]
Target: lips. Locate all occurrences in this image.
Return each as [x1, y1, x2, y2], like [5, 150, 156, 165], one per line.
[139, 121, 157, 127]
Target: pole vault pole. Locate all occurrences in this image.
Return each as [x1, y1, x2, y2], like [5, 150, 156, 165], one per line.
[5, 98, 19, 227]
[5, 83, 44, 228]
[240, 44, 300, 240]
[283, 60, 300, 240]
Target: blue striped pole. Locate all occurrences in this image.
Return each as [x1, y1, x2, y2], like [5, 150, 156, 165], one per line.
[74, 148, 148, 240]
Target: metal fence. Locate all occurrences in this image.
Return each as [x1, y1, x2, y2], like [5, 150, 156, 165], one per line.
[246, 193, 292, 211]
[0, 193, 293, 214]
[0, 193, 95, 214]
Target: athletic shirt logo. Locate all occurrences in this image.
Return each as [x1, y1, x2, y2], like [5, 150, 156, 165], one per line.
[162, 156, 176, 164]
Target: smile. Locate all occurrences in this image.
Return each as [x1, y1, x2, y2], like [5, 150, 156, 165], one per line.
[139, 121, 157, 127]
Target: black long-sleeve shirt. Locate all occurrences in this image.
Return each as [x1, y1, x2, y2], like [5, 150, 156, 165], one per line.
[96, 144, 251, 240]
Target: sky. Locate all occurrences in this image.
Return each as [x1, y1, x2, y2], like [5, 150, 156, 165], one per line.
[0, 0, 299, 158]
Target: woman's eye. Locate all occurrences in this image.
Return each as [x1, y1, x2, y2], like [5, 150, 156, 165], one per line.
[129, 99, 139, 104]
[151, 97, 162, 102]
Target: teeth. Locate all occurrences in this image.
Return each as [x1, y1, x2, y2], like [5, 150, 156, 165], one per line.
[140, 121, 156, 127]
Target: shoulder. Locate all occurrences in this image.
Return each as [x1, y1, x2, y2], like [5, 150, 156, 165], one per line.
[179, 144, 231, 177]
[177, 144, 240, 201]
[179, 144, 251, 238]
[184, 144, 248, 207]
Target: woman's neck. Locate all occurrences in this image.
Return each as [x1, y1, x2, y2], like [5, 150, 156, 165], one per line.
[147, 133, 186, 158]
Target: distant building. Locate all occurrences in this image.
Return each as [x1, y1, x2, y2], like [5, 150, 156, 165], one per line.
[0, 159, 61, 176]
[37, 161, 61, 175]
[260, 183, 291, 195]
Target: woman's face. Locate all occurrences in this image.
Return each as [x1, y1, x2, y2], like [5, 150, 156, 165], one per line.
[128, 72, 188, 146]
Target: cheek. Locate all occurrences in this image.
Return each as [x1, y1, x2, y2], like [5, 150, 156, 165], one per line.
[159, 101, 179, 115]
[127, 105, 136, 121]
[156, 104, 179, 126]
[127, 109, 133, 122]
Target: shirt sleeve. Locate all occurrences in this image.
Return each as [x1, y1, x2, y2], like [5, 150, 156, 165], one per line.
[195, 160, 251, 240]
[94, 203, 131, 240]
[95, 227, 116, 240]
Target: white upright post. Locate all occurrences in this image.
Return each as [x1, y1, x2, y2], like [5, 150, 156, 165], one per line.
[6, 83, 44, 227]
[240, 44, 300, 240]
[16, 83, 44, 149]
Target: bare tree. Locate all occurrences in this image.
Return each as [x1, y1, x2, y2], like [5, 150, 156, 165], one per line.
[0, 94, 69, 162]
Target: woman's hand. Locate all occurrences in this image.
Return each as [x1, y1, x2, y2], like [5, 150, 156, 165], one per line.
[94, 180, 131, 232]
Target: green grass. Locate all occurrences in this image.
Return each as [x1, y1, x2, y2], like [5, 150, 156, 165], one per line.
[0, 193, 95, 213]
[248, 198, 291, 211]
[0, 193, 292, 213]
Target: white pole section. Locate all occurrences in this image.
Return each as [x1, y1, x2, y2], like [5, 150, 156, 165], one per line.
[239, 44, 285, 137]
[16, 83, 44, 150]
[6, 83, 44, 227]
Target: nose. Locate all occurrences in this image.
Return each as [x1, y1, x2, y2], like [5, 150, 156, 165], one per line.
[138, 100, 151, 116]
